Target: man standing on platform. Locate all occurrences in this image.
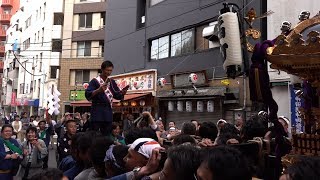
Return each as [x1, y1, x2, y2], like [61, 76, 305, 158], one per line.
[85, 61, 129, 135]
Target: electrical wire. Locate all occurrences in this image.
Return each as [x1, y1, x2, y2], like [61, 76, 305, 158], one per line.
[13, 53, 45, 77]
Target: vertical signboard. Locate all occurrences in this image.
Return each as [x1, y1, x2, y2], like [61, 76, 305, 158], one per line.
[290, 86, 304, 133]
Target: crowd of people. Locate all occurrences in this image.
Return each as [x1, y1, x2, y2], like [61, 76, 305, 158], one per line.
[0, 110, 319, 180]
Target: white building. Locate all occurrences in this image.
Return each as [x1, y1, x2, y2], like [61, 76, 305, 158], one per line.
[267, 0, 320, 119]
[3, 0, 64, 116]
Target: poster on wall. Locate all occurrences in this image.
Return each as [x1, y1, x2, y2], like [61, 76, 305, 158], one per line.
[290, 86, 304, 133]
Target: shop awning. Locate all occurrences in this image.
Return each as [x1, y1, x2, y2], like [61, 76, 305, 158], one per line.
[157, 87, 226, 99]
[70, 93, 151, 106]
[113, 93, 151, 103]
[70, 100, 92, 107]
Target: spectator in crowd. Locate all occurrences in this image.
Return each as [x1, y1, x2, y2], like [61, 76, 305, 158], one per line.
[55, 113, 73, 139]
[124, 127, 158, 145]
[235, 114, 244, 131]
[29, 168, 68, 180]
[80, 113, 90, 132]
[38, 117, 54, 169]
[65, 132, 94, 180]
[85, 61, 128, 136]
[149, 144, 201, 180]
[155, 120, 167, 140]
[3, 114, 10, 125]
[191, 119, 200, 131]
[217, 119, 227, 131]
[87, 136, 113, 179]
[280, 156, 320, 180]
[181, 122, 197, 136]
[12, 115, 23, 142]
[123, 114, 135, 132]
[57, 120, 77, 163]
[0, 124, 23, 180]
[21, 112, 30, 141]
[123, 138, 161, 172]
[109, 122, 126, 145]
[104, 145, 128, 178]
[172, 134, 197, 146]
[168, 121, 176, 129]
[31, 116, 39, 128]
[18, 126, 48, 179]
[197, 146, 252, 180]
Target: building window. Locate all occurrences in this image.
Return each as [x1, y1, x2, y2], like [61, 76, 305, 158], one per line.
[39, 53, 42, 72]
[25, 16, 31, 30]
[23, 38, 30, 50]
[171, 29, 194, 57]
[41, 28, 44, 46]
[3, 7, 11, 14]
[20, 83, 24, 94]
[150, 0, 165, 6]
[43, 3, 46, 20]
[137, 0, 146, 29]
[52, 39, 62, 52]
[99, 40, 104, 57]
[150, 24, 218, 60]
[75, 70, 90, 85]
[150, 36, 169, 60]
[54, 13, 64, 25]
[40, 7, 42, 20]
[77, 41, 91, 57]
[79, 13, 92, 29]
[50, 66, 59, 79]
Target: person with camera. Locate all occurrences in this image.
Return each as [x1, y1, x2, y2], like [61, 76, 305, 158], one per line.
[18, 126, 48, 179]
[85, 61, 129, 136]
[135, 112, 158, 131]
[0, 124, 23, 180]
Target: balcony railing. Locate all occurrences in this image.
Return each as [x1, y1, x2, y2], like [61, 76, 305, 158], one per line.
[1, 0, 13, 7]
[0, 29, 5, 37]
[0, 14, 12, 22]
[0, 45, 4, 54]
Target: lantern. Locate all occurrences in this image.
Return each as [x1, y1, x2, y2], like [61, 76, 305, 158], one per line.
[131, 101, 137, 106]
[139, 100, 146, 106]
[197, 101, 204, 112]
[177, 101, 183, 112]
[207, 100, 214, 112]
[188, 73, 198, 84]
[168, 101, 174, 111]
[157, 78, 166, 87]
[186, 101, 192, 112]
[123, 101, 128, 106]
[83, 83, 89, 89]
[133, 81, 142, 89]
